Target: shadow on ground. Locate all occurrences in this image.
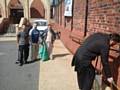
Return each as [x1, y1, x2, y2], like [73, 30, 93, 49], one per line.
[53, 53, 70, 59]
[26, 59, 40, 64]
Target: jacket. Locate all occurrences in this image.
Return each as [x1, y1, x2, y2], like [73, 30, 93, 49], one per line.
[71, 33, 112, 78]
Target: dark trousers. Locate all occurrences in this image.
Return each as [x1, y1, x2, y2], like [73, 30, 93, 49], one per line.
[18, 44, 29, 64]
[24, 44, 29, 60]
[77, 64, 95, 90]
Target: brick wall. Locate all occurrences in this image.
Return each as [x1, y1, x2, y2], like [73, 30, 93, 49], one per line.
[0, 18, 9, 34]
[9, 0, 20, 7]
[73, 0, 86, 31]
[88, 1, 120, 88]
[53, 0, 120, 88]
[30, 0, 45, 18]
[88, 0, 120, 34]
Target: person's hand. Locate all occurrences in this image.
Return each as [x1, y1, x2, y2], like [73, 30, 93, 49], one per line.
[107, 77, 113, 83]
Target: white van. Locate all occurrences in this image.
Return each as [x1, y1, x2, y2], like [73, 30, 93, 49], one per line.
[31, 18, 48, 31]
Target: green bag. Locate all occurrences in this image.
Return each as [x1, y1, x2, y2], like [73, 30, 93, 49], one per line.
[39, 41, 49, 61]
[39, 45, 43, 59]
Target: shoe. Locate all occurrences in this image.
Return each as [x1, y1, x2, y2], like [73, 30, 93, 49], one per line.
[19, 63, 23, 66]
[37, 58, 41, 60]
[50, 55, 53, 60]
[24, 61, 28, 64]
[15, 60, 20, 64]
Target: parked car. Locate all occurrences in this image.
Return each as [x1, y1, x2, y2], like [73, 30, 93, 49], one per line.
[30, 18, 48, 31]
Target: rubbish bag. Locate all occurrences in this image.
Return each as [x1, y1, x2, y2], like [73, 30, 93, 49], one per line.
[39, 41, 49, 61]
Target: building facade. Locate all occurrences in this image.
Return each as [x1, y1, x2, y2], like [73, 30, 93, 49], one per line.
[0, 0, 51, 23]
[52, 0, 120, 89]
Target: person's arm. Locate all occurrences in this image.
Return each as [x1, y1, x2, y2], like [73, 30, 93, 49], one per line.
[29, 29, 32, 43]
[51, 29, 56, 42]
[16, 33, 20, 47]
[100, 45, 113, 83]
[42, 29, 48, 39]
[25, 32, 30, 45]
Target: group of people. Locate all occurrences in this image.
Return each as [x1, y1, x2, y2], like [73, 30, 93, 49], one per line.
[16, 22, 56, 66]
[16, 21, 120, 90]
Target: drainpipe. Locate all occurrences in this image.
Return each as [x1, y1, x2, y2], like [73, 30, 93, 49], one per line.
[84, 0, 88, 37]
[27, 0, 29, 20]
[71, 0, 74, 31]
[4, 0, 7, 18]
[26, 0, 29, 20]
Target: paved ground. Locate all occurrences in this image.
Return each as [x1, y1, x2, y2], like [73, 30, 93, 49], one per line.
[0, 37, 16, 41]
[0, 41, 40, 90]
[39, 40, 79, 90]
[0, 33, 16, 41]
[0, 36, 79, 90]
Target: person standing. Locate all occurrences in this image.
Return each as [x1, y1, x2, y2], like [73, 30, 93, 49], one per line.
[23, 20, 32, 61]
[16, 25, 29, 66]
[46, 24, 56, 60]
[71, 32, 120, 90]
[29, 23, 40, 61]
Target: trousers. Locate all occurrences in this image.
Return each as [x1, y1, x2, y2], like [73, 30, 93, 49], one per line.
[31, 43, 39, 60]
[18, 44, 29, 64]
[46, 41, 53, 59]
[77, 64, 95, 90]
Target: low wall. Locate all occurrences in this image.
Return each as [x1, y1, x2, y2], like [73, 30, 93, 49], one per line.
[0, 18, 9, 34]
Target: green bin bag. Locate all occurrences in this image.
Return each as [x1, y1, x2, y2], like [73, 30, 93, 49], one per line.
[39, 41, 49, 61]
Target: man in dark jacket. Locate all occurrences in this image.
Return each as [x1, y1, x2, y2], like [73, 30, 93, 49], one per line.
[29, 23, 40, 61]
[71, 32, 120, 90]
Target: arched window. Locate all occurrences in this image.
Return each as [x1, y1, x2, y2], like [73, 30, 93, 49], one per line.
[8, 0, 24, 24]
[30, 0, 45, 18]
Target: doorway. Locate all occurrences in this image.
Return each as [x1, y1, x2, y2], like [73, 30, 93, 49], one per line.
[10, 8, 23, 24]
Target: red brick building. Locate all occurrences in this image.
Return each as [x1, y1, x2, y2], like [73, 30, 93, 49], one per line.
[52, 0, 120, 89]
[0, 0, 51, 33]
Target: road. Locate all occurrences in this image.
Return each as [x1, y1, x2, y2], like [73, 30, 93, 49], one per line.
[0, 40, 78, 90]
[0, 41, 40, 90]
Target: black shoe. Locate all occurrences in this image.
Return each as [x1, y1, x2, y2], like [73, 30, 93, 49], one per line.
[24, 61, 28, 64]
[19, 63, 23, 66]
[15, 60, 20, 64]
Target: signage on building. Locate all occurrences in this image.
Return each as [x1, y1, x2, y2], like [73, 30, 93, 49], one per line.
[51, 0, 59, 6]
[64, 0, 73, 17]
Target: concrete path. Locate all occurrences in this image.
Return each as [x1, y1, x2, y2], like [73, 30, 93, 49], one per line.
[0, 33, 16, 41]
[0, 37, 16, 41]
[39, 40, 79, 90]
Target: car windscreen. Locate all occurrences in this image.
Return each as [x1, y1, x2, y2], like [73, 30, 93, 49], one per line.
[35, 21, 47, 26]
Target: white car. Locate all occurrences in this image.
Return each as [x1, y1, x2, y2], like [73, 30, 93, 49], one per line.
[31, 19, 48, 31]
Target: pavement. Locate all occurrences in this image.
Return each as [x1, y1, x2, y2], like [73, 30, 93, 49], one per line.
[39, 39, 79, 90]
[0, 41, 40, 90]
[0, 33, 16, 41]
[0, 35, 79, 90]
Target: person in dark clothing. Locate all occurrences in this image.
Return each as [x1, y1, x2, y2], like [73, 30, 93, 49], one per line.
[16, 25, 29, 66]
[29, 23, 40, 61]
[71, 32, 120, 90]
[23, 22, 32, 61]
